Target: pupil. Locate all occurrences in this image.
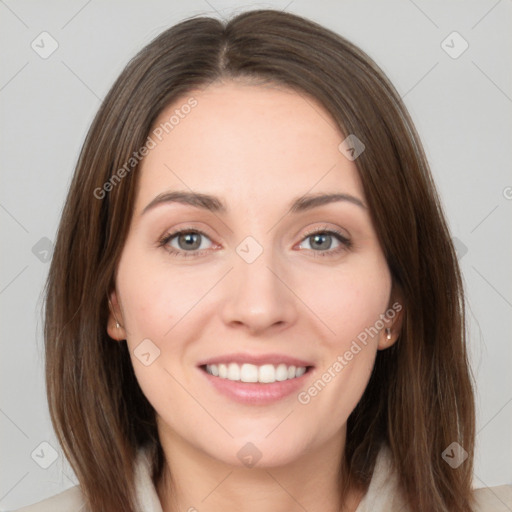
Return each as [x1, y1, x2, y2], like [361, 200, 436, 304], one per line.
[180, 233, 200, 250]
[312, 234, 331, 250]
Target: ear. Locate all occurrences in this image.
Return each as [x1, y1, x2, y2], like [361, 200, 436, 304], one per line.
[107, 289, 127, 341]
[377, 289, 404, 351]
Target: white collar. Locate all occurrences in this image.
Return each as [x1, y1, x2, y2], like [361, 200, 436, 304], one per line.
[133, 448, 163, 512]
[132, 444, 406, 512]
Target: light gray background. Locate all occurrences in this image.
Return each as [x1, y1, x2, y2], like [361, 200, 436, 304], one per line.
[1, 0, 511, 509]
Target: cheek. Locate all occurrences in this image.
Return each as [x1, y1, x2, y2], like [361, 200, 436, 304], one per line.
[114, 247, 198, 413]
[296, 288, 388, 434]
[116, 246, 212, 346]
[296, 255, 391, 418]
[302, 257, 392, 347]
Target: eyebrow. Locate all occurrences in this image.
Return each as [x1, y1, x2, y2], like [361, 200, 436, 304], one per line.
[141, 190, 366, 216]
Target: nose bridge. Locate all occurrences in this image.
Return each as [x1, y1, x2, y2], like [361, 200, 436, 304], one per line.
[220, 234, 297, 332]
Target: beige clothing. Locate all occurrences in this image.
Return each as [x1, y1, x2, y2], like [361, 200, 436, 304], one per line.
[13, 446, 512, 511]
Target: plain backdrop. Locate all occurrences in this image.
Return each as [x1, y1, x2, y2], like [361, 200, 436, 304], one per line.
[1, 0, 511, 509]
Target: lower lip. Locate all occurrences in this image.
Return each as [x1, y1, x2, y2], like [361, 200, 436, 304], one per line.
[199, 366, 313, 405]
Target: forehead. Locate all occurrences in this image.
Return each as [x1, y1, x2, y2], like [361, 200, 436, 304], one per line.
[136, 81, 364, 212]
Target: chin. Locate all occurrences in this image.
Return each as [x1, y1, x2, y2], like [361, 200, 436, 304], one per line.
[204, 434, 311, 470]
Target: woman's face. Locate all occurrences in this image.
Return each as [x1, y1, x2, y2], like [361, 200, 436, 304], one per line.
[109, 81, 401, 468]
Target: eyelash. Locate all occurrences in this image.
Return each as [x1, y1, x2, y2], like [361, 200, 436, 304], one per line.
[157, 226, 352, 258]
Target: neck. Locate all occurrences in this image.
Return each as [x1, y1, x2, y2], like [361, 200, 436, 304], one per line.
[156, 426, 363, 512]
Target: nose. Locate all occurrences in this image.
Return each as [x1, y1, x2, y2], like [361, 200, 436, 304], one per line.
[219, 245, 298, 335]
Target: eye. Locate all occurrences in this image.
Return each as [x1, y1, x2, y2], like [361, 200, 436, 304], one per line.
[158, 229, 214, 257]
[158, 226, 352, 258]
[298, 228, 352, 257]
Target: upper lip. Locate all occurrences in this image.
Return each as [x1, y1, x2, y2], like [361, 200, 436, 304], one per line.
[197, 353, 314, 368]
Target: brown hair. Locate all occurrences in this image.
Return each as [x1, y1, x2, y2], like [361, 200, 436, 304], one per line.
[44, 9, 476, 512]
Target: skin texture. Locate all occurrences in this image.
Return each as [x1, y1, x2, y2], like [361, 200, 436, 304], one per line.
[107, 81, 403, 512]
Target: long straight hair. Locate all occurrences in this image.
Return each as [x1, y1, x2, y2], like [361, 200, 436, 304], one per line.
[44, 9, 476, 512]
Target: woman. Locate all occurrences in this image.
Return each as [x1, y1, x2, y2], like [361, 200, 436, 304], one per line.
[16, 8, 491, 512]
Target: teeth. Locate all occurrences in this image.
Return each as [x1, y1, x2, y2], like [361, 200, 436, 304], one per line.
[227, 363, 240, 381]
[241, 363, 259, 383]
[275, 363, 288, 381]
[205, 363, 308, 383]
[258, 364, 275, 383]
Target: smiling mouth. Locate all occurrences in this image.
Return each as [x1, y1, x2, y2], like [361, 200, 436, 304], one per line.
[200, 363, 313, 384]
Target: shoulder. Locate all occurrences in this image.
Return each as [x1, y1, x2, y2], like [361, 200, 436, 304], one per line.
[11, 486, 86, 512]
[356, 445, 512, 512]
[11, 447, 160, 512]
[472, 485, 512, 512]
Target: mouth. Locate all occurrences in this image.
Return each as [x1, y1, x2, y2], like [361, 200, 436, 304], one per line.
[197, 354, 315, 404]
[200, 362, 313, 384]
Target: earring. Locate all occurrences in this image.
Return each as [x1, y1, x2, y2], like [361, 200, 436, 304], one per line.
[385, 328, 392, 341]
[108, 297, 122, 330]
